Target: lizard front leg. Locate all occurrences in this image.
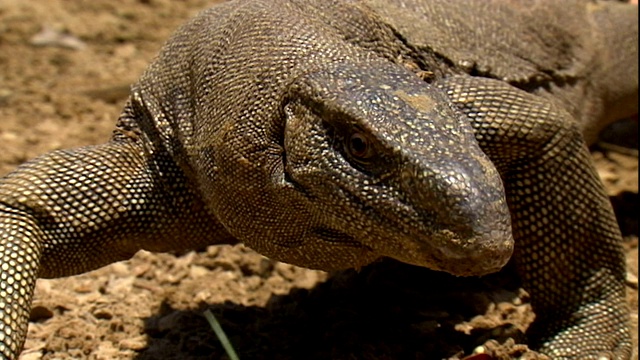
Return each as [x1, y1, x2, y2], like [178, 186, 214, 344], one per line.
[0, 115, 234, 359]
[436, 76, 631, 359]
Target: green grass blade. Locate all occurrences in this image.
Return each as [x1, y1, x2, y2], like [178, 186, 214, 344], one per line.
[204, 309, 240, 360]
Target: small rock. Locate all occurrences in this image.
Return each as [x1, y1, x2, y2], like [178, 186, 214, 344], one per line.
[94, 341, 120, 360]
[105, 276, 135, 295]
[110, 262, 130, 277]
[189, 265, 209, 278]
[0, 88, 12, 105]
[119, 335, 148, 351]
[92, 308, 114, 320]
[30, 26, 86, 50]
[626, 272, 638, 288]
[16, 351, 42, 360]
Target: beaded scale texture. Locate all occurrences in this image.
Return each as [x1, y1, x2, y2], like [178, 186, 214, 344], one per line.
[0, 0, 637, 358]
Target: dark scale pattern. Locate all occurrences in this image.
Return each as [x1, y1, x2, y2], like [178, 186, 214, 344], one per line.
[0, 0, 637, 359]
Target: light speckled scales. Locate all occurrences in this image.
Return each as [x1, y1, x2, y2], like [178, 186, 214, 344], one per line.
[365, 0, 639, 144]
[0, 0, 636, 359]
[0, 138, 232, 358]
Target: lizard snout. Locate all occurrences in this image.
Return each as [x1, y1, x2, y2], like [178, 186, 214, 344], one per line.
[399, 155, 514, 277]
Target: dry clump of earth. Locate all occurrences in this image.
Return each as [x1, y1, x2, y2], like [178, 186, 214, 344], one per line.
[0, 1, 637, 359]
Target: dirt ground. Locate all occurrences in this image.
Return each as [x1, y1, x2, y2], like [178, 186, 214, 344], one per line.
[0, 1, 637, 359]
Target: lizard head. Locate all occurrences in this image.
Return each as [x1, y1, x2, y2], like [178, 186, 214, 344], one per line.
[212, 61, 513, 276]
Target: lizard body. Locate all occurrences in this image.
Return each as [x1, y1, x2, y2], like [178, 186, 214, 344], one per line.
[0, 0, 637, 358]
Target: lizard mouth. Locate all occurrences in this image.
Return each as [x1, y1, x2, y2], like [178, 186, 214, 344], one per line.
[312, 226, 369, 248]
[312, 179, 513, 277]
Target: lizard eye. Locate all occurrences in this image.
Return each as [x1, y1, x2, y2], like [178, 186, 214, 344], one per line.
[345, 132, 375, 162]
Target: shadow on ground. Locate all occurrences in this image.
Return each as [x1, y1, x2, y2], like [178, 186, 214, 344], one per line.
[137, 260, 529, 360]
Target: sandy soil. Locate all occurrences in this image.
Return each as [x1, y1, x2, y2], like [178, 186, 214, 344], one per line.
[0, 1, 637, 359]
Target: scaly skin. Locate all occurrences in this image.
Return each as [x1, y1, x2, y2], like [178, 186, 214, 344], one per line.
[0, 0, 637, 358]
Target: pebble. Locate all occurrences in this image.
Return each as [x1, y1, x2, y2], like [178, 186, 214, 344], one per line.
[30, 27, 86, 50]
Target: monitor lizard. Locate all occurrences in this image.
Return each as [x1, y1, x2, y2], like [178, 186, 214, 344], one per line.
[0, 0, 637, 358]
